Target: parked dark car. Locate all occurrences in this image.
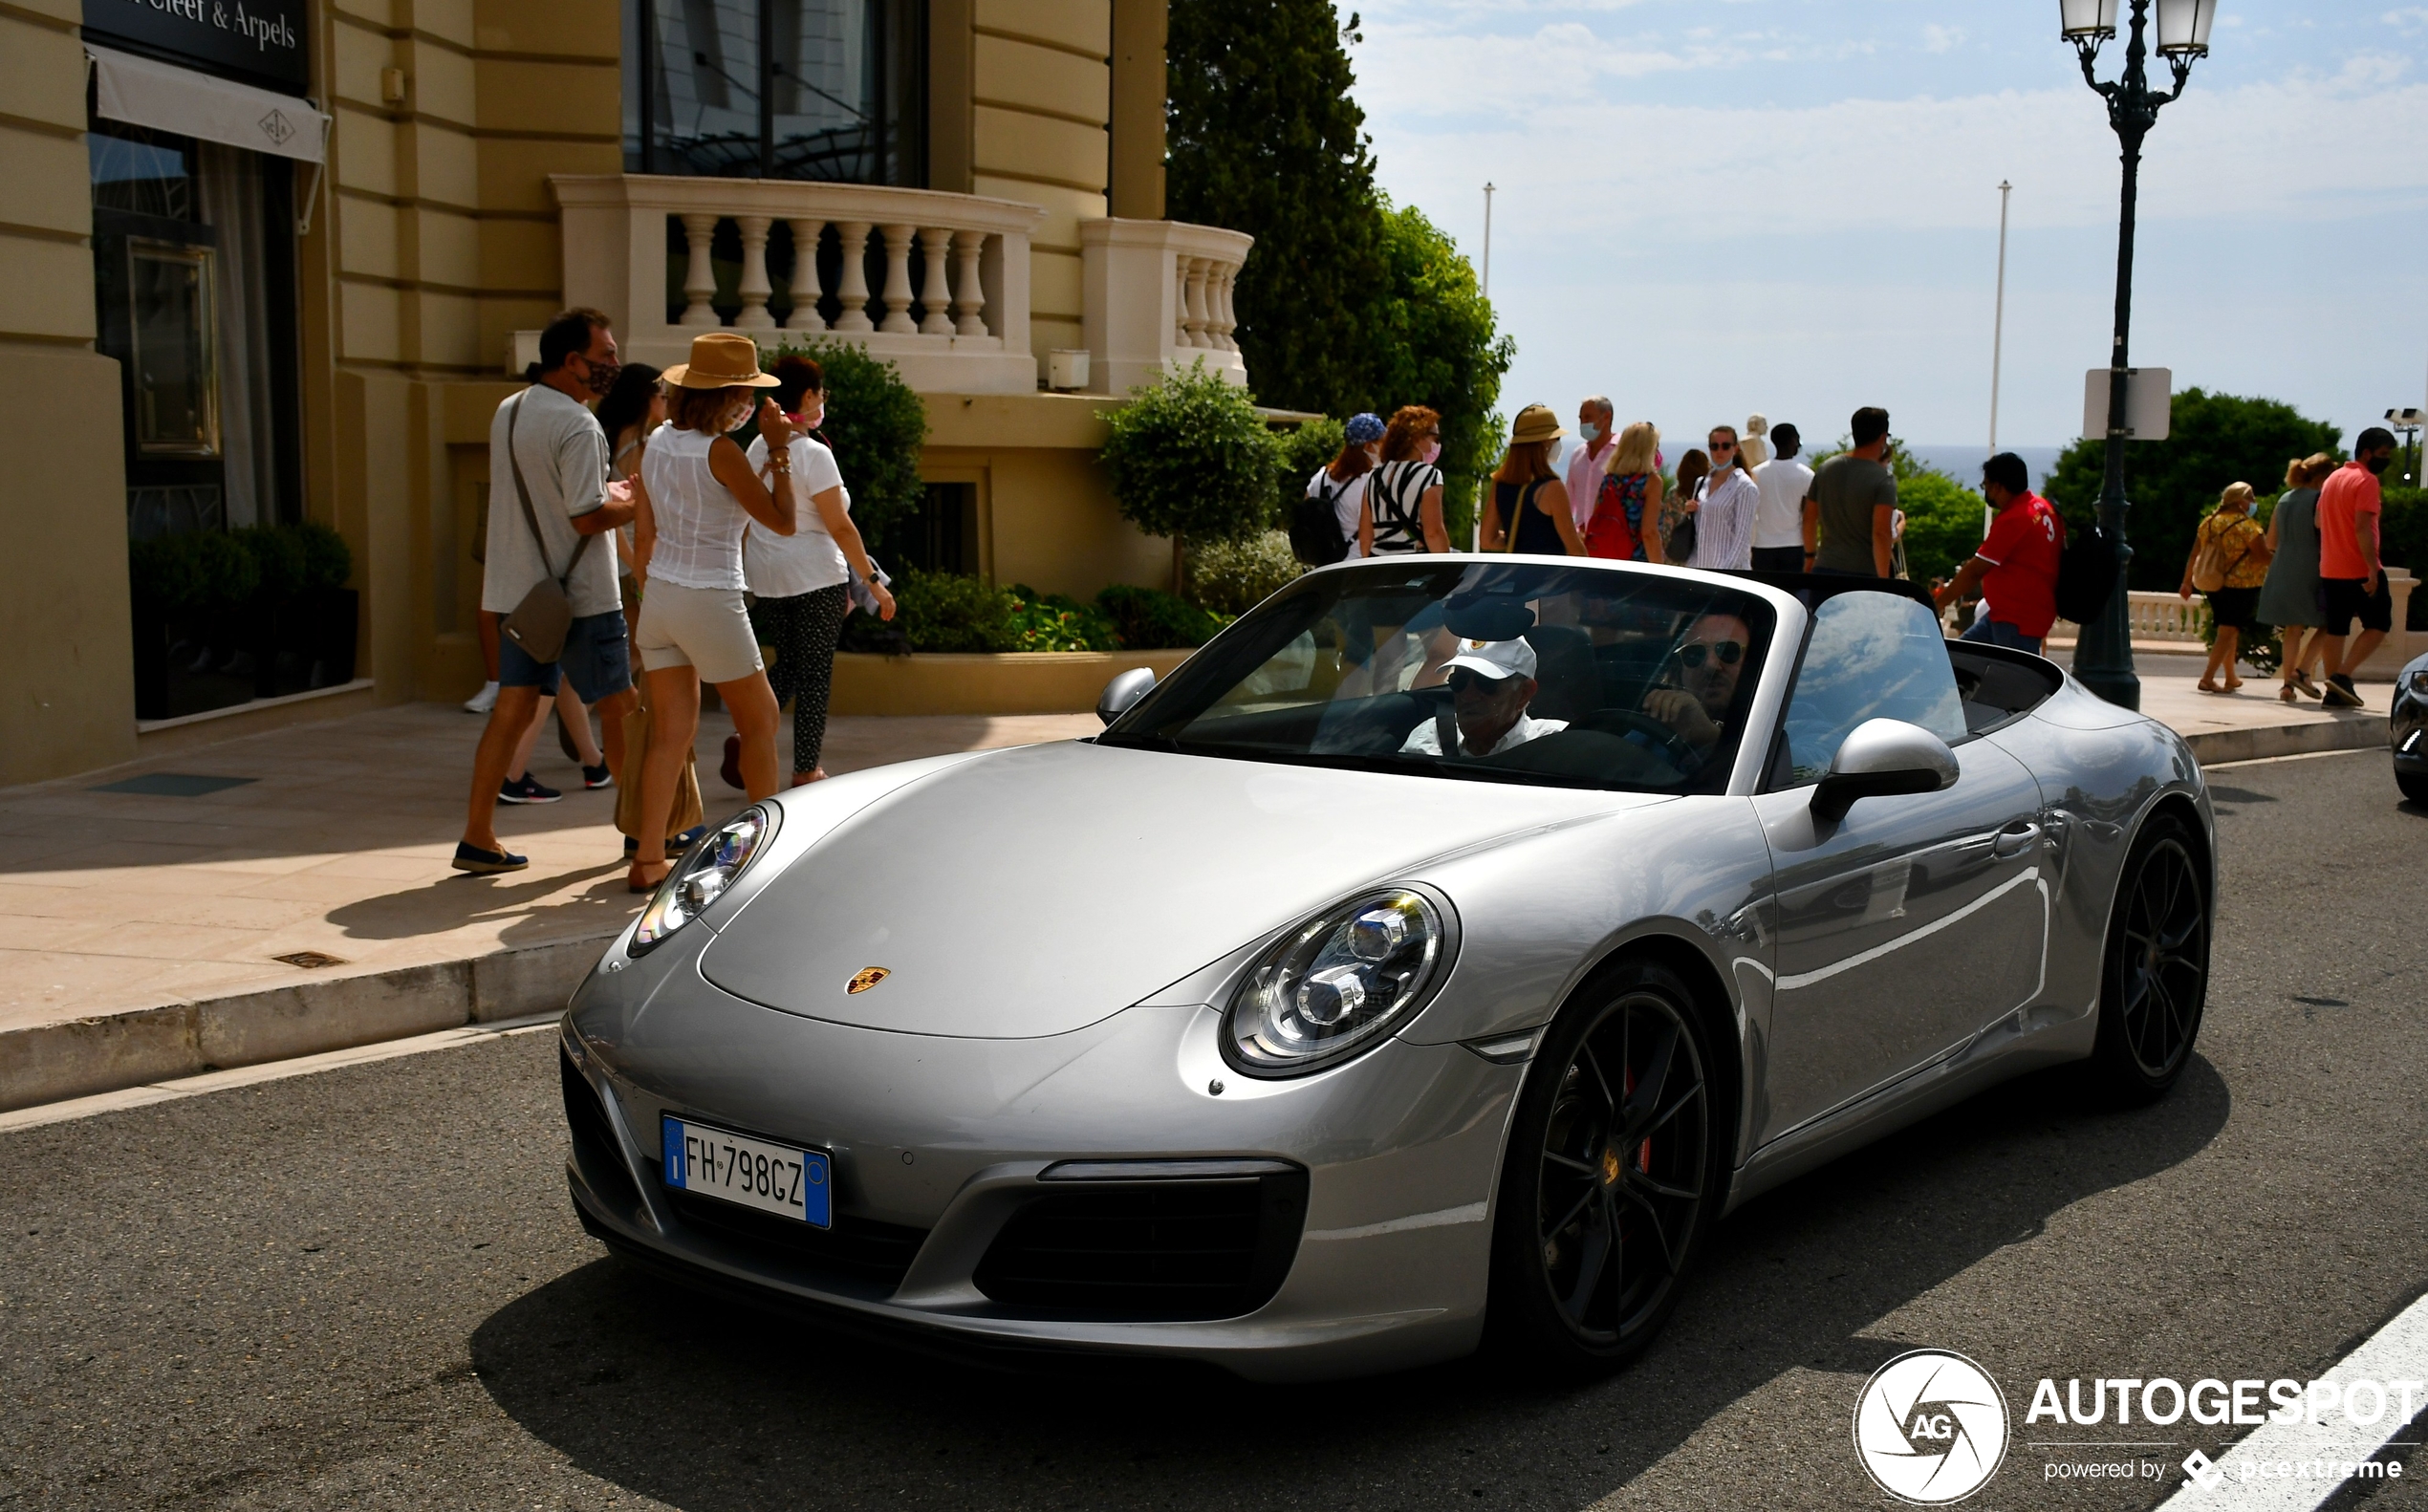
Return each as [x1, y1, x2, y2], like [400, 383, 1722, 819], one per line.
[2394, 649, 2428, 805]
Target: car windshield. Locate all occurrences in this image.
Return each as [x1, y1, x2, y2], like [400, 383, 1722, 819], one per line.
[1099, 561, 1779, 793]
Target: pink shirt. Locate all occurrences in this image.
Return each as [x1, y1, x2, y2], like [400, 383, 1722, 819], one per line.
[1564, 436, 1616, 529]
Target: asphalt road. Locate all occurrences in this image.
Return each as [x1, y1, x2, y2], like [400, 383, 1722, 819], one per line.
[3, 749, 2424, 1512]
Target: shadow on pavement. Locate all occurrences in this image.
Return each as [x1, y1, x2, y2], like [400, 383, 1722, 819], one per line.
[322, 865, 633, 941]
[469, 1058, 2230, 1511]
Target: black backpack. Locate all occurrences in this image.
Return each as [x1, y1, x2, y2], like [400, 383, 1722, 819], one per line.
[2054, 514, 2116, 626]
[1290, 475, 1352, 566]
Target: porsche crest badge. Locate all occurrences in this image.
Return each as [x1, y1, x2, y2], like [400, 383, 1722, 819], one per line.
[847, 966, 891, 995]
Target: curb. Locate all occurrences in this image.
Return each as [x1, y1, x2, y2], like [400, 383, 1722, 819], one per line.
[2182, 712, 2386, 767]
[0, 934, 611, 1114]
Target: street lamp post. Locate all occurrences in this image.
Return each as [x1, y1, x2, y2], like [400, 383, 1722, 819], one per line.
[2061, 0, 2215, 711]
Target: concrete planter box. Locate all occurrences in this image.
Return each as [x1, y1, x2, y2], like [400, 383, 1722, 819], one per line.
[829, 649, 1199, 717]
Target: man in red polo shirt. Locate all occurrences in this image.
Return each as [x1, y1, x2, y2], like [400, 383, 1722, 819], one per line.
[2313, 426, 2397, 708]
[1933, 452, 2063, 653]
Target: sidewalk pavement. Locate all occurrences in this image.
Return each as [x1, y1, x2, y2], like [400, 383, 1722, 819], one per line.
[0, 668, 2389, 1113]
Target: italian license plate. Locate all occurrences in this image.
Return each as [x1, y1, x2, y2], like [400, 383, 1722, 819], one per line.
[661, 1115, 830, 1228]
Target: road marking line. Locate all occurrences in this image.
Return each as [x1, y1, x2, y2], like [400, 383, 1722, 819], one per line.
[2201, 748, 2375, 771]
[2157, 1289, 2428, 1510]
[0, 1012, 562, 1135]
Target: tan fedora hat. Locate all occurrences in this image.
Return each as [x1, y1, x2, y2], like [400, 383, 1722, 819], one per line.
[662, 331, 781, 390]
[1510, 402, 1564, 445]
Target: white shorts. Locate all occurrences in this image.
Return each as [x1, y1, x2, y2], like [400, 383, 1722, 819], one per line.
[634, 581, 765, 685]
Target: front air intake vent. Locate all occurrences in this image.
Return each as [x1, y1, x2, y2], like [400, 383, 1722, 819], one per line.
[560, 1048, 644, 1215]
[973, 1164, 1309, 1321]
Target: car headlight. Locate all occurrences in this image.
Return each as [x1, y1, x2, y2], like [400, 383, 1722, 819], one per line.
[629, 808, 771, 955]
[2403, 668, 2428, 698]
[1223, 887, 1453, 1076]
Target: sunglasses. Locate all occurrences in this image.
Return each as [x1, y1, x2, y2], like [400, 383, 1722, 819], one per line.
[1707, 440, 1736, 451]
[1677, 640, 1745, 669]
[1445, 669, 1517, 694]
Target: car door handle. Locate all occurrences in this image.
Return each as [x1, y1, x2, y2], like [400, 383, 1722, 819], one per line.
[1993, 822, 2042, 859]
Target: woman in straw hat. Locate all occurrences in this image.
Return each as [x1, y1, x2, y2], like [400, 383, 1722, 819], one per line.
[627, 331, 803, 893]
[1481, 404, 1588, 555]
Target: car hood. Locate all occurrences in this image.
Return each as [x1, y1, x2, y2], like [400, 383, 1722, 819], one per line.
[696, 740, 1658, 1037]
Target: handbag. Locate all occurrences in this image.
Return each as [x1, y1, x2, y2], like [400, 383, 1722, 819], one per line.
[614, 696, 704, 841]
[1665, 489, 1700, 565]
[498, 390, 595, 665]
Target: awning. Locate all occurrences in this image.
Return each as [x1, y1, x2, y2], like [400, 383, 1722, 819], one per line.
[86, 44, 329, 164]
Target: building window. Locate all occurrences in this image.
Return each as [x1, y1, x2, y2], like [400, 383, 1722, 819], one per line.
[625, 0, 925, 184]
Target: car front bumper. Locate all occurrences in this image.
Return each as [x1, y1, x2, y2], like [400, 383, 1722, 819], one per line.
[560, 955, 1528, 1382]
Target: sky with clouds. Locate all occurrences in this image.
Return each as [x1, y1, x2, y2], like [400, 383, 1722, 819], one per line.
[1345, 0, 2428, 455]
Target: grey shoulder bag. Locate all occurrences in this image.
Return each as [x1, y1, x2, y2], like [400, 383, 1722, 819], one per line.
[498, 390, 595, 665]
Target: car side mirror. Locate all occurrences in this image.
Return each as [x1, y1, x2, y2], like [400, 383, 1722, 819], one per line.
[1810, 718, 1960, 822]
[1096, 666, 1158, 726]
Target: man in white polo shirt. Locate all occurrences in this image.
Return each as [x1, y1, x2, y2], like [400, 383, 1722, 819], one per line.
[1399, 637, 1569, 758]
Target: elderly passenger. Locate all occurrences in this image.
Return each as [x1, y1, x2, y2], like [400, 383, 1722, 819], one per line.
[1398, 637, 1569, 758]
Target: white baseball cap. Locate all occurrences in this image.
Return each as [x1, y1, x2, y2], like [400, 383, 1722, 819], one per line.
[1442, 637, 1536, 681]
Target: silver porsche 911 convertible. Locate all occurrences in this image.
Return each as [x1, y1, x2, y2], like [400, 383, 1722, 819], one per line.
[559, 558, 2214, 1381]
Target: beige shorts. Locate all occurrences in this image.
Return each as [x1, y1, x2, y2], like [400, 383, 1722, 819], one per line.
[634, 581, 765, 685]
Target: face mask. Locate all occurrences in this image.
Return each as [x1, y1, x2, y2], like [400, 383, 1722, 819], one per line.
[579, 356, 620, 398]
[1578, 421, 1602, 443]
[726, 401, 758, 434]
[1420, 440, 1442, 465]
[2366, 453, 2391, 475]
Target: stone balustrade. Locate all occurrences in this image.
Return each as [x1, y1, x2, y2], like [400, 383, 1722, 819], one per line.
[1080, 217, 1253, 396]
[552, 174, 1047, 395]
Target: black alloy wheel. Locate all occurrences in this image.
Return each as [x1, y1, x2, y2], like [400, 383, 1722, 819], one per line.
[2088, 814, 2209, 1100]
[1489, 960, 1721, 1373]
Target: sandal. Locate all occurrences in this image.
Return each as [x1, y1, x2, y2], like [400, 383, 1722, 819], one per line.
[627, 862, 672, 895]
[2292, 670, 2324, 699]
[2223, 678, 2244, 693]
[2197, 679, 2222, 694]
[2280, 683, 2299, 702]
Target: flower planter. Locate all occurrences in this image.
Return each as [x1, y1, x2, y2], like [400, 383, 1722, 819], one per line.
[828, 648, 1198, 718]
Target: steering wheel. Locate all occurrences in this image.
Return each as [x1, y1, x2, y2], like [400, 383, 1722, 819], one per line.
[1582, 707, 1701, 769]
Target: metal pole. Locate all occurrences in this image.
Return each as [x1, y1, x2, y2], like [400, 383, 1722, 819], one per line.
[1988, 180, 2010, 535]
[2068, 0, 2192, 713]
[1481, 183, 1494, 299]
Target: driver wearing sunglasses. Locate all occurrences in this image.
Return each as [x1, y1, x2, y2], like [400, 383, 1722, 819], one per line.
[1641, 612, 1752, 758]
[1398, 637, 1570, 759]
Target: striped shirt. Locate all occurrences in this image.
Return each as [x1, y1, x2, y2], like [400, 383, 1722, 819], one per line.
[1686, 466, 1759, 572]
[639, 422, 749, 591]
[1367, 461, 1441, 554]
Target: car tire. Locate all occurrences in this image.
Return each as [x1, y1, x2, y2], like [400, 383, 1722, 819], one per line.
[2397, 770, 2428, 806]
[1485, 958, 1726, 1377]
[2083, 811, 2210, 1104]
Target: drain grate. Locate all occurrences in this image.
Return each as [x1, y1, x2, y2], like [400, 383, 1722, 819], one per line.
[92, 773, 258, 797]
[273, 951, 346, 970]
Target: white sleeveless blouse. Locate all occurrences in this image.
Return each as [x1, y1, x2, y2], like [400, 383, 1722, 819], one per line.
[640, 422, 748, 591]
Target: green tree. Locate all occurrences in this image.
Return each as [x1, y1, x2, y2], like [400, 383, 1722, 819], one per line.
[1099, 362, 1282, 583]
[2042, 388, 2342, 591]
[1166, 3, 1511, 543]
[1897, 471, 1989, 587]
[1367, 200, 1513, 543]
[1166, 1, 1385, 421]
